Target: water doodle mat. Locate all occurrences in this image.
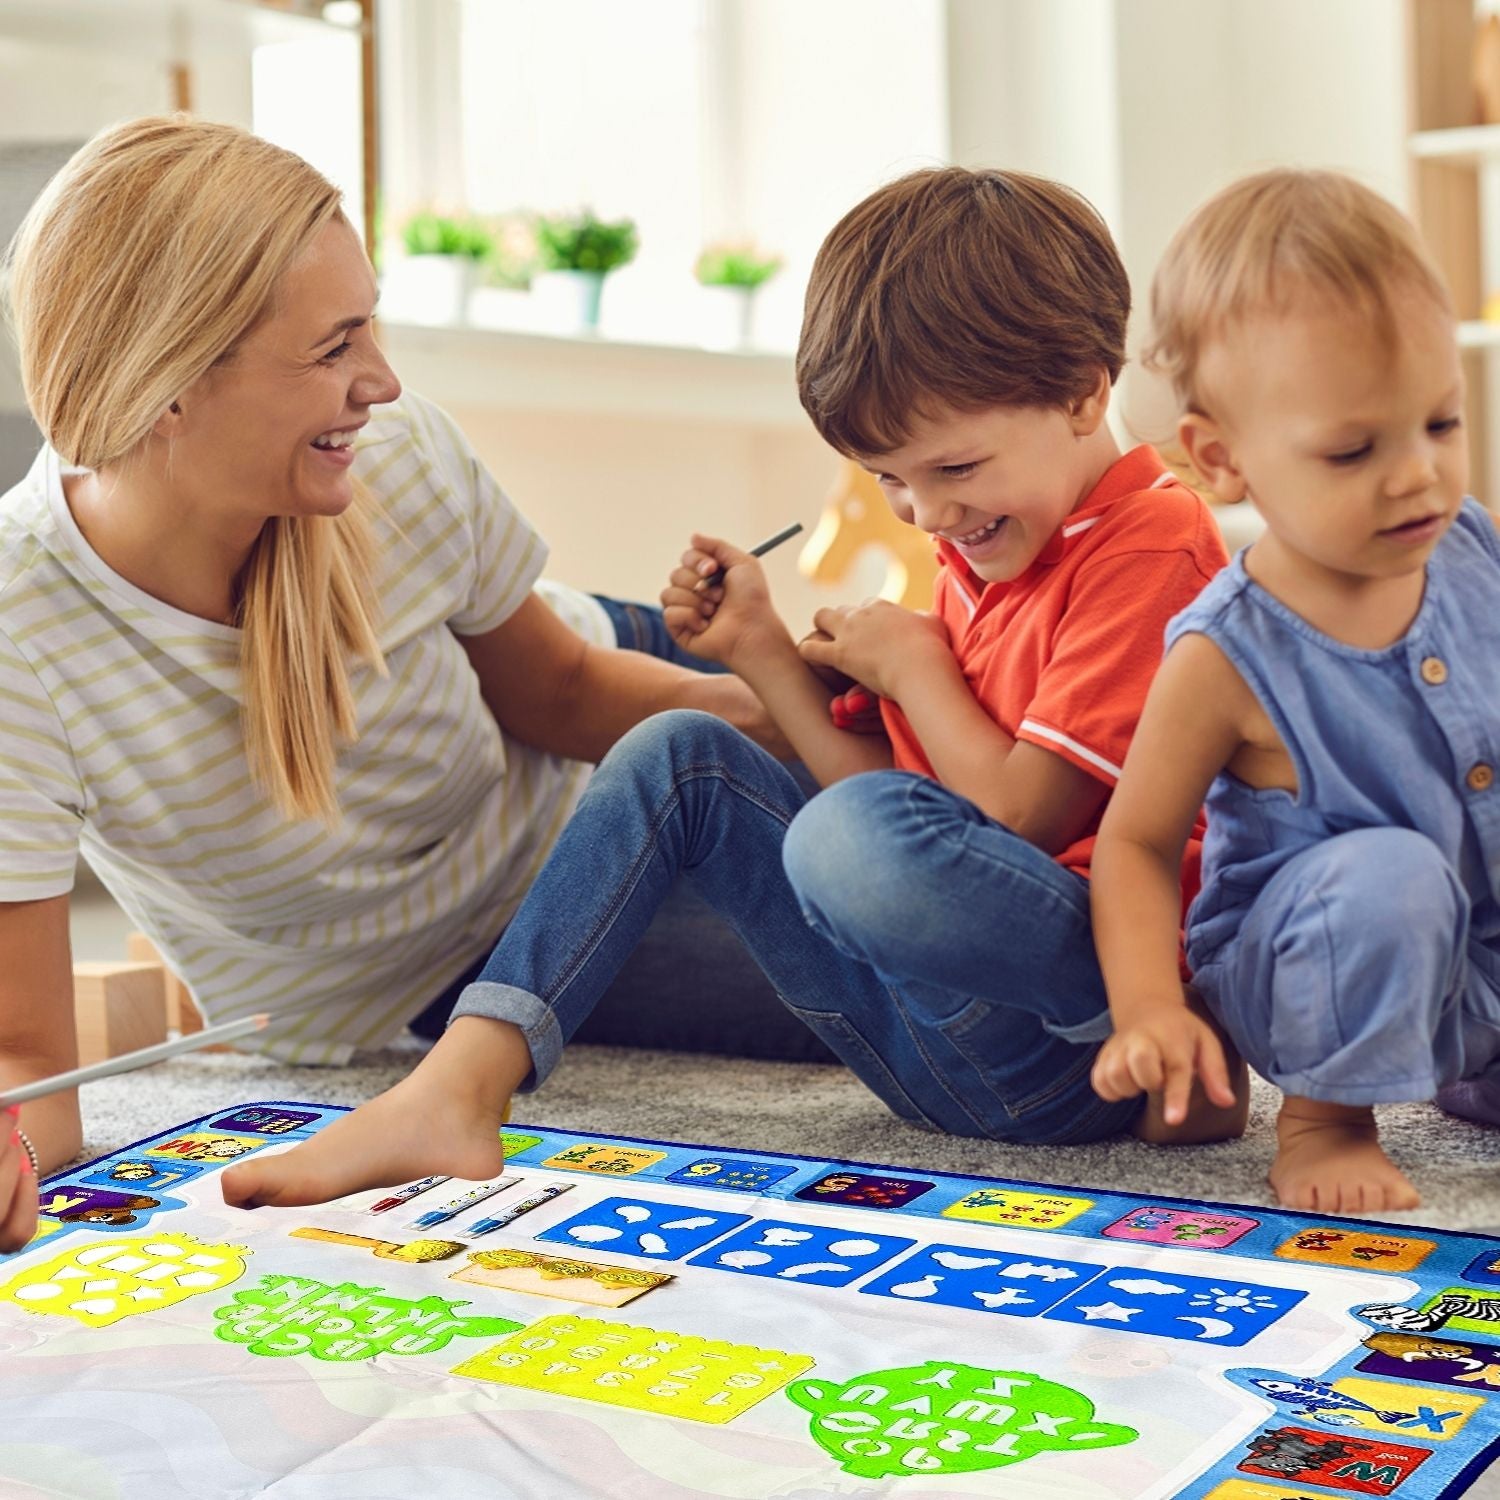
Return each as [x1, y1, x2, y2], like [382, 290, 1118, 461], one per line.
[3, 1102, 1499, 1498]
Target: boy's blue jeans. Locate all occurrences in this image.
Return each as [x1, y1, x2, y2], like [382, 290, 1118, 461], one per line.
[453, 710, 1140, 1145]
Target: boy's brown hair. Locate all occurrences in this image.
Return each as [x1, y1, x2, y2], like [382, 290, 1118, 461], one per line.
[1145, 168, 1453, 415]
[796, 167, 1129, 458]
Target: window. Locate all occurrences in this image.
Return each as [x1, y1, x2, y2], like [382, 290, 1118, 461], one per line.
[378, 0, 947, 350]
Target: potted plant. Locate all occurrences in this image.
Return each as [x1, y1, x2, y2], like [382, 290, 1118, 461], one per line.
[395, 210, 494, 324]
[531, 209, 639, 331]
[694, 242, 783, 348]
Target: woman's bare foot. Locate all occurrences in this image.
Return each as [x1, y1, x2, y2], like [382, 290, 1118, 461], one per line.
[1269, 1097, 1419, 1213]
[220, 1017, 532, 1210]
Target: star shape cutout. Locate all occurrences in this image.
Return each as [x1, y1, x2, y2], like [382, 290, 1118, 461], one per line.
[1072, 1301, 1138, 1322]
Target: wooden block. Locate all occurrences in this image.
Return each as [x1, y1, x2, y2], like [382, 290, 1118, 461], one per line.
[72, 961, 168, 1068]
[126, 932, 204, 1036]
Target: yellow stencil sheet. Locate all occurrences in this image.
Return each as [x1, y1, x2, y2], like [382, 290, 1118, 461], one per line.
[0, 1233, 247, 1327]
[451, 1313, 814, 1423]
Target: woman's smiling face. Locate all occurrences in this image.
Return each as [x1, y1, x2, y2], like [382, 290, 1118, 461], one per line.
[168, 217, 401, 525]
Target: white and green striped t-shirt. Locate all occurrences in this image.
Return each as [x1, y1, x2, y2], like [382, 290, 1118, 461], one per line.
[0, 391, 612, 1064]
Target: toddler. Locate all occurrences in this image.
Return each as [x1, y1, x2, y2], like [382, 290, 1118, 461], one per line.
[1092, 168, 1492, 1212]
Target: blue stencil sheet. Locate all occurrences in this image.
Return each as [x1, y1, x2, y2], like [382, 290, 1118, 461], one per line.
[686, 1219, 915, 1286]
[859, 1242, 1108, 1316]
[1043, 1265, 1306, 1346]
[536, 1196, 750, 1259]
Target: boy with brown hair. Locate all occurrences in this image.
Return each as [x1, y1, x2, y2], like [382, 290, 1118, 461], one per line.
[224, 167, 1237, 1211]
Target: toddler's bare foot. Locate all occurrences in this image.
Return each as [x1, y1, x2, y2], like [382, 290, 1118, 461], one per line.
[220, 1018, 531, 1210]
[1269, 1097, 1419, 1213]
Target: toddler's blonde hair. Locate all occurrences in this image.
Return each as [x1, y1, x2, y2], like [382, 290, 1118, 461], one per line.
[4, 115, 384, 824]
[1145, 168, 1452, 414]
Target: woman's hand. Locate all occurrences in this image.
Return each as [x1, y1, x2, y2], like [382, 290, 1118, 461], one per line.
[0, 1107, 38, 1253]
[796, 600, 950, 704]
[661, 534, 791, 673]
[1091, 1009, 1237, 1128]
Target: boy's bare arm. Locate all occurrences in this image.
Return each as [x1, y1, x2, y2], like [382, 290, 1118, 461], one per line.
[884, 658, 1109, 852]
[730, 629, 894, 785]
[1090, 634, 1250, 1118]
[800, 598, 1106, 851]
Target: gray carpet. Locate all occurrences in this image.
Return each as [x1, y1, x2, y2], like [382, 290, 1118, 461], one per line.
[71, 1039, 1500, 1233]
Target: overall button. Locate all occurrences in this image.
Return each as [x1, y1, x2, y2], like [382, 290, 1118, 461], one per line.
[1421, 656, 1448, 685]
[1468, 763, 1495, 792]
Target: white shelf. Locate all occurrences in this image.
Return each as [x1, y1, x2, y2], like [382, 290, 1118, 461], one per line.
[1409, 125, 1500, 164]
[377, 322, 808, 430]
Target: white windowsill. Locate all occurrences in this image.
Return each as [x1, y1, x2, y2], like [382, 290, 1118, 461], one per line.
[376, 320, 807, 429]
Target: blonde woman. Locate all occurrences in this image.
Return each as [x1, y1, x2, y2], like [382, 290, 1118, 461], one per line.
[0, 116, 782, 1251]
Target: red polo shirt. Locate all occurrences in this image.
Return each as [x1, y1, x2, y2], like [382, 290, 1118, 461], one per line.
[881, 444, 1228, 907]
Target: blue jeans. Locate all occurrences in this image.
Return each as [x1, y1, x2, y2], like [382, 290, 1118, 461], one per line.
[453, 710, 1139, 1145]
[592, 596, 731, 673]
[1193, 826, 1500, 1106]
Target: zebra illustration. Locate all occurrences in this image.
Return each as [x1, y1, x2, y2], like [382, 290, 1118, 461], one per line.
[1361, 1292, 1500, 1334]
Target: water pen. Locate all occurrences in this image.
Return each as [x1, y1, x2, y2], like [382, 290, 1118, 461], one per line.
[467, 1182, 574, 1236]
[409, 1175, 518, 1228]
[701, 521, 803, 590]
[367, 1174, 452, 1215]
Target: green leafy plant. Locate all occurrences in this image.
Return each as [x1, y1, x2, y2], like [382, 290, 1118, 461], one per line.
[401, 211, 494, 261]
[694, 243, 783, 289]
[534, 210, 639, 274]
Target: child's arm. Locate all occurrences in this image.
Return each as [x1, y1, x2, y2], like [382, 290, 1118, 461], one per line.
[662, 535, 893, 785]
[800, 598, 1107, 854]
[1090, 633, 1250, 1125]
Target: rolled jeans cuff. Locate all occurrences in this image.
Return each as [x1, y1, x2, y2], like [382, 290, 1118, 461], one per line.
[449, 980, 562, 1092]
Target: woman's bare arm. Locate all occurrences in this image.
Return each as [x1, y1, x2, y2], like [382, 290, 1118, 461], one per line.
[0, 894, 81, 1249]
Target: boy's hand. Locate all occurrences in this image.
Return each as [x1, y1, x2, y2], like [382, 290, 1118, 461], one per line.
[0, 1108, 38, 1253]
[798, 600, 949, 701]
[661, 534, 788, 672]
[799, 641, 887, 734]
[1092, 1010, 1237, 1128]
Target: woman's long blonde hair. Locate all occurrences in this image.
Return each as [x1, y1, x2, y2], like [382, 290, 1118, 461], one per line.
[4, 115, 384, 823]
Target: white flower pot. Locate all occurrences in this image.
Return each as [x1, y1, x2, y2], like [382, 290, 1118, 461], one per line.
[531, 269, 608, 332]
[389, 254, 478, 326]
[696, 284, 756, 349]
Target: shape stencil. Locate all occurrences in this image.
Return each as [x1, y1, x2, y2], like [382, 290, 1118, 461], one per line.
[0, 1233, 246, 1327]
[860, 1245, 1106, 1316]
[215, 1275, 518, 1360]
[1045, 1268, 1305, 1346]
[452, 1313, 813, 1423]
[786, 1360, 1137, 1480]
[538, 1197, 748, 1260]
[688, 1221, 914, 1287]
